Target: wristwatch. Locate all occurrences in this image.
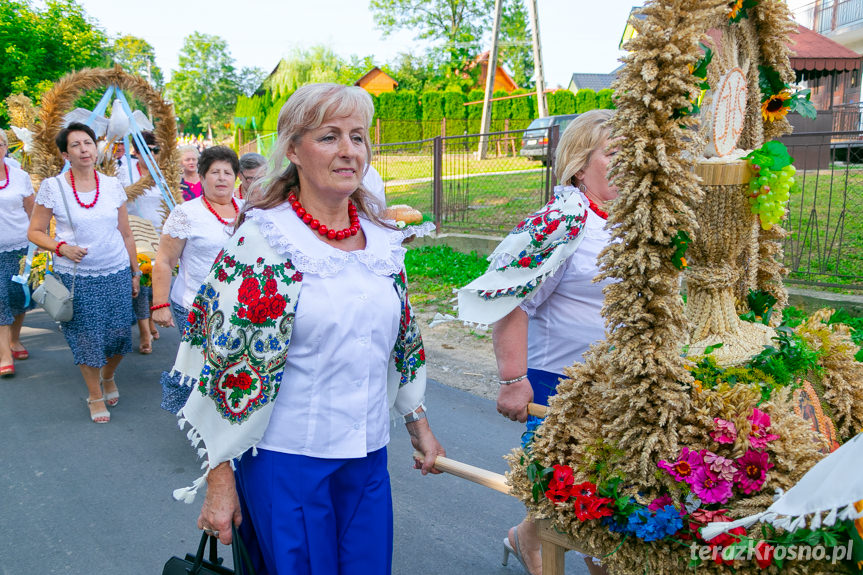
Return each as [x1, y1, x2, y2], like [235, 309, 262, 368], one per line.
[403, 408, 427, 424]
[132, 270, 143, 277]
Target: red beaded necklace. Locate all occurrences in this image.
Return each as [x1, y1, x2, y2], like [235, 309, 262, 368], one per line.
[0, 160, 9, 191]
[69, 170, 100, 209]
[288, 192, 359, 241]
[586, 196, 608, 220]
[202, 195, 239, 226]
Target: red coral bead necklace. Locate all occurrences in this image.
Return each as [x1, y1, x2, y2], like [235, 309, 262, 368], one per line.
[202, 194, 239, 226]
[586, 196, 608, 220]
[0, 160, 9, 191]
[288, 192, 359, 241]
[69, 169, 100, 209]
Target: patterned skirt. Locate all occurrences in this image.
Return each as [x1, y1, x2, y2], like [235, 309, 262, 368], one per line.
[55, 268, 135, 367]
[0, 248, 33, 325]
[132, 285, 153, 321]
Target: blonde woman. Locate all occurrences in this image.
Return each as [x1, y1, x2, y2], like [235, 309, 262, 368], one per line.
[165, 84, 444, 574]
[459, 110, 616, 575]
[178, 144, 201, 200]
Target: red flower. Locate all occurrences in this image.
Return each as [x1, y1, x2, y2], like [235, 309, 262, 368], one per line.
[754, 541, 774, 569]
[544, 465, 576, 503]
[418, 349, 425, 361]
[532, 216, 542, 225]
[534, 233, 545, 242]
[187, 311, 196, 324]
[241, 267, 254, 278]
[518, 256, 532, 267]
[224, 372, 253, 391]
[573, 496, 614, 521]
[292, 271, 303, 282]
[217, 269, 228, 282]
[571, 482, 596, 498]
[238, 278, 260, 304]
[268, 294, 287, 318]
[264, 278, 278, 296]
[545, 486, 571, 503]
[545, 219, 560, 234]
[249, 300, 271, 324]
[238, 307, 246, 318]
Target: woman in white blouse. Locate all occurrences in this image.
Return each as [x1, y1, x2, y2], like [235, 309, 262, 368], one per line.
[28, 122, 142, 423]
[166, 84, 445, 574]
[464, 110, 615, 575]
[151, 146, 243, 335]
[0, 131, 35, 377]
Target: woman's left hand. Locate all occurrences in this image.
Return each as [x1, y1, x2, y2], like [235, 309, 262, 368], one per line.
[407, 418, 446, 475]
[132, 275, 140, 298]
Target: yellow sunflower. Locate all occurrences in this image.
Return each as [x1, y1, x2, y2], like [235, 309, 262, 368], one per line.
[761, 90, 791, 122]
[728, 0, 744, 19]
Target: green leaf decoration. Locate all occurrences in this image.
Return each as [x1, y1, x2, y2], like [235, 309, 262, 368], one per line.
[759, 65, 785, 99]
[729, 0, 759, 23]
[670, 230, 691, 270]
[746, 140, 794, 170]
[791, 95, 817, 120]
[703, 342, 724, 355]
[745, 288, 777, 325]
[692, 44, 713, 80]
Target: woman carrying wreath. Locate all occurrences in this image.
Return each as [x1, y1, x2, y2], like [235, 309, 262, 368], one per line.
[164, 83, 445, 574]
[0, 130, 35, 377]
[27, 122, 142, 423]
[458, 110, 617, 575]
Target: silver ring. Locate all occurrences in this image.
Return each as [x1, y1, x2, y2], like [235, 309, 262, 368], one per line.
[203, 528, 219, 537]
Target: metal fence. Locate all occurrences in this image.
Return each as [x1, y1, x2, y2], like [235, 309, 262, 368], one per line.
[781, 131, 863, 289]
[370, 126, 560, 236]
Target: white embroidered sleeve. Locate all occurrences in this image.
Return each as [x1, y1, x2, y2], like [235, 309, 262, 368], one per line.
[518, 255, 571, 318]
[163, 206, 193, 239]
[35, 178, 56, 210]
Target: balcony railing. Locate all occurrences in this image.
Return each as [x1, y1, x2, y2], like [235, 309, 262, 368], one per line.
[794, 0, 863, 34]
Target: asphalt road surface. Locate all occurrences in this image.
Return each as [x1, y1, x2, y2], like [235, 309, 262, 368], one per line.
[1, 308, 587, 574]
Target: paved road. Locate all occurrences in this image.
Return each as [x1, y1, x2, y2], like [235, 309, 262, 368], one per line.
[0, 308, 587, 575]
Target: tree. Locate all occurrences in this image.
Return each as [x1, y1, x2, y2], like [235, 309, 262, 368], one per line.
[0, 0, 108, 125]
[236, 66, 267, 97]
[498, 0, 533, 89]
[110, 35, 164, 89]
[167, 32, 242, 136]
[264, 46, 377, 97]
[370, 0, 533, 91]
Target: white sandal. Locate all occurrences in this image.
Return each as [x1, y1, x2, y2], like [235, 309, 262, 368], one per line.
[86, 396, 110, 424]
[100, 372, 119, 407]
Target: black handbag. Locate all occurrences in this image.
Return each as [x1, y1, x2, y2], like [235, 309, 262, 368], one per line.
[162, 525, 255, 575]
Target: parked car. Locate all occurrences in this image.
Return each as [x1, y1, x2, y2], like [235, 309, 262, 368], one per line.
[519, 114, 578, 164]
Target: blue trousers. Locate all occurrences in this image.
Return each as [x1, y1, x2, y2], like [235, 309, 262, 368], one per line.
[235, 447, 393, 575]
[522, 368, 563, 448]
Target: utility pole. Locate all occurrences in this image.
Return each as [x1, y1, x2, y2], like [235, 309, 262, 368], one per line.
[478, 0, 503, 160]
[528, 0, 548, 118]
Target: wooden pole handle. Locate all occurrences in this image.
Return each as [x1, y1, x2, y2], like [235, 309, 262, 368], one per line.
[527, 402, 547, 418]
[413, 451, 511, 495]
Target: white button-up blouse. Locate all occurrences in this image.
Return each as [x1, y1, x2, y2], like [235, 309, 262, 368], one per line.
[250, 204, 404, 459]
[519, 195, 614, 375]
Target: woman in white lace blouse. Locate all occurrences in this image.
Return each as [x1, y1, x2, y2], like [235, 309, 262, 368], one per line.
[151, 147, 243, 334]
[27, 122, 142, 424]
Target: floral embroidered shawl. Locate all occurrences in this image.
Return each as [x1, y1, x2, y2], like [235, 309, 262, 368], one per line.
[167, 219, 427, 502]
[457, 185, 590, 325]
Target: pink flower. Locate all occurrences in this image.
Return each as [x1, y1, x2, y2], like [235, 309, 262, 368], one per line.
[648, 495, 674, 512]
[702, 451, 737, 482]
[710, 418, 737, 444]
[658, 447, 703, 485]
[734, 449, 773, 494]
[691, 467, 734, 504]
[748, 408, 780, 449]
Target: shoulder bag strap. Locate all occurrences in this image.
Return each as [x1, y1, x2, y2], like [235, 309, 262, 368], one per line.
[55, 175, 78, 296]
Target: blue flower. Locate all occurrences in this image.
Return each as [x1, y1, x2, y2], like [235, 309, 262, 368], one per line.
[652, 505, 684, 537]
[254, 340, 265, 353]
[216, 334, 229, 346]
[601, 514, 633, 535]
[625, 505, 683, 542]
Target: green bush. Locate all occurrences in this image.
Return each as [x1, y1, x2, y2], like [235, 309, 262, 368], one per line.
[509, 88, 536, 120]
[442, 91, 467, 120]
[377, 91, 421, 142]
[596, 88, 615, 109]
[575, 88, 598, 113]
[548, 90, 577, 115]
[422, 92, 445, 121]
[492, 89, 510, 120]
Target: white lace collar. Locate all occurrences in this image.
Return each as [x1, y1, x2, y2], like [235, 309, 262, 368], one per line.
[247, 203, 416, 278]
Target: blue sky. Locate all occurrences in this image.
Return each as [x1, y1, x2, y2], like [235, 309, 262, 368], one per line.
[76, 0, 638, 88]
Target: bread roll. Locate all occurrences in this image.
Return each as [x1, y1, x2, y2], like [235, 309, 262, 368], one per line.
[385, 204, 423, 224]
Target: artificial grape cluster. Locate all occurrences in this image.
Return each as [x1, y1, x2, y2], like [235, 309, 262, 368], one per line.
[748, 163, 796, 230]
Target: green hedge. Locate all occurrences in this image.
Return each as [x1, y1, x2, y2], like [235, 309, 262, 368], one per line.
[548, 90, 576, 115]
[596, 88, 615, 109]
[376, 91, 421, 142]
[575, 89, 597, 113]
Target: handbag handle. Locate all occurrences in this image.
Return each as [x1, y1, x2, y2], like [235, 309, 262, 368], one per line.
[188, 526, 255, 575]
[54, 175, 78, 296]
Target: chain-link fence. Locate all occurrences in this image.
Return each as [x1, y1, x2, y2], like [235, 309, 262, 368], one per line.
[371, 126, 560, 235]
